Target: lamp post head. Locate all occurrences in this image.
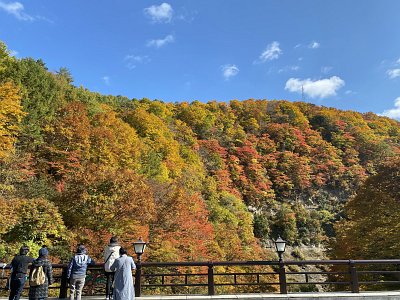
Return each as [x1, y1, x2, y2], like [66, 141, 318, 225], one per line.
[274, 236, 286, 261]
[133, 237, 147, 261]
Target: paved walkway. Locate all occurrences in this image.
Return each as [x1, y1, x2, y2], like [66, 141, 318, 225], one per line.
[3, 291, 400, 299]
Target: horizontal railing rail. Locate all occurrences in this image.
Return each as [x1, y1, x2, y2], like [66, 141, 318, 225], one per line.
[1, 259, 400, 298]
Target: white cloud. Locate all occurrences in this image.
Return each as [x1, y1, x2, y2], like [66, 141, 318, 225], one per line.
[278, 65, 300, 73]
[285, 76, 345, 99]
[146, 34, 174, 48]
[257, 41, 282, 63]
[381, 97, 400, 120]
[290, 66, 300, 71]
[175, 8, 197, 23]
[0, 1, 34, 21]
[102, 76, 110, 85]
[321, 66, 333, 74]
[309, 41, 320, 49]
[124, 54, 151, 69]
[294, 44, 302, 49]
[387, 68, 400, 79]
[221, 64, 239, 80]
[396, 58, 400, 65]
[144, 3, 173, 23]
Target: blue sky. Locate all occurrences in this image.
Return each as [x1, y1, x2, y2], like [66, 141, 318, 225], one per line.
[1, 0, 400, 119]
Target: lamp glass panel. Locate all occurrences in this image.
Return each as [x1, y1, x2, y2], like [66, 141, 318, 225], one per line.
[275, 237, 286, 252]
[134, 242, 145, 254]
[276, 242, 286, 252]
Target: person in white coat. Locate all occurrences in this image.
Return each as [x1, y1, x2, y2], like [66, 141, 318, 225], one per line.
[110, 248, 136, 300]
[103, 236, 121, 299]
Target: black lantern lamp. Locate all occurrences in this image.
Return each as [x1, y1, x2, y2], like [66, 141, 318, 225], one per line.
[133, 237, 147, 262]
[133, 237, 147, 297]
[274, 236, 286, 262]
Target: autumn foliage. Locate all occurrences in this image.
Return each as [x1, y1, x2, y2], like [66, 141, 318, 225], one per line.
[332, 157, 400, 259]
[1, 41, 399, 263]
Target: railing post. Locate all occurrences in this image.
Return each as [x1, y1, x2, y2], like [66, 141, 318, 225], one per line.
[349, 260, 359, 293]
[59, 266, 68, 299]
[302, 266, 309, 283]
[207, 262, 215, 295]
[278, 260, 287, 294]
[135, 261, 142, 297]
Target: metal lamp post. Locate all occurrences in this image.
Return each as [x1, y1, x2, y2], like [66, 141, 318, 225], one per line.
[274, 236, 287, 294]
[133, 237, 147, 297]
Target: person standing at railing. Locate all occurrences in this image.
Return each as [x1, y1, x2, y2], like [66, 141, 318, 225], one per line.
[28, 246, 53, 300]
[8, 245, 34, 300]
[103, 236, 121, 300]
[110, 248, 136, 300]
[67, 245, 95, 300]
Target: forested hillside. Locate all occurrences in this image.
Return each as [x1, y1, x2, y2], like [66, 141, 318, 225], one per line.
[1, 42, 399, 262]
[332, 157, 400, 259]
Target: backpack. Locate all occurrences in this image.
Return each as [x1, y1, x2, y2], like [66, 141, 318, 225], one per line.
[29, 265, 46, 286]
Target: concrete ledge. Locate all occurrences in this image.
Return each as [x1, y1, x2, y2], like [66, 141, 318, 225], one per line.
[2, 292, 400, 299]
[136, 291, 400, 299]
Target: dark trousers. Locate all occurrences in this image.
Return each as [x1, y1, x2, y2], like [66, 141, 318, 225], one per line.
[9, 276, 26, 300]
[105, 271, 115, 298]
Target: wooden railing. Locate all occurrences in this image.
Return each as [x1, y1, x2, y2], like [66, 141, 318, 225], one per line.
[1, 259, 400, 298]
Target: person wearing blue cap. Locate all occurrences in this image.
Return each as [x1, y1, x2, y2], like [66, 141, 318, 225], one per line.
[67, 245, 95, 300]
[28, 246, 53, 300]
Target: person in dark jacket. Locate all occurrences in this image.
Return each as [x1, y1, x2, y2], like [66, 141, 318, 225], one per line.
[28, 246, 53, 300]
[9, 245, 34, 300]
[67, 245, 95, 300]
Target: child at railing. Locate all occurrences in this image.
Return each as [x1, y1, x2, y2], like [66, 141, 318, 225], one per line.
[67, 245, 95, 300]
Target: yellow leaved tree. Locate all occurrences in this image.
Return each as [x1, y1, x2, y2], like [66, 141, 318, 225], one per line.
[0, 82, 26, 160]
